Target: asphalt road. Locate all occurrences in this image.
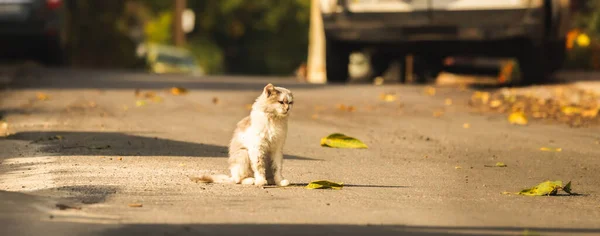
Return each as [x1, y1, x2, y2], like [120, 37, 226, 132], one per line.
[1, 66, 599, 236]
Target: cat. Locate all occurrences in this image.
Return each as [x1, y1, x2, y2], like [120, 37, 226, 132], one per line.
[193, 83, 293, 186]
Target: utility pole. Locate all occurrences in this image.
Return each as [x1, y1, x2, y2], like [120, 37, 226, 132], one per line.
[173, 0, 186, 46]
[306, 0, 327, 83]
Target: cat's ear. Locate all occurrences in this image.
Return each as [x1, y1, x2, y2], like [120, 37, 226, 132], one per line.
[263, 83, 275, 97]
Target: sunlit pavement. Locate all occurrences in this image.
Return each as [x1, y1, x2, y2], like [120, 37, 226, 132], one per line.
[1, 66, 599, 236]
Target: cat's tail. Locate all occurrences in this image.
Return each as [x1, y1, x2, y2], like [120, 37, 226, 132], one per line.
[190, 174, 234, 184]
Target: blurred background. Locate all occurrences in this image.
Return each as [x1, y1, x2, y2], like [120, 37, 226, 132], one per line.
[2, 0, 600, 79]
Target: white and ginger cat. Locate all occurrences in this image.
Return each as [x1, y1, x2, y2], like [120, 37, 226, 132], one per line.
[195, 83, 293, 186]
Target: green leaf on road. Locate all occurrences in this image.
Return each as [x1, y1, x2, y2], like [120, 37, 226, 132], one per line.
[518, 180, 572, 196]
[306, 180, 344, 190]
[320, 133, 367, 149]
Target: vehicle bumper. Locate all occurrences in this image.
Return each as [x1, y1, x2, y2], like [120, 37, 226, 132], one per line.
[322, 8, 545, 44]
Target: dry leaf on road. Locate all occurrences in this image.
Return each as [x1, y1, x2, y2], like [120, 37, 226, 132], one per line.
[128, 203, 143, 207]
[540, 147, 562, 152]
[424, 86, 436, 96]
[136, 100, 146, 107]
[36, 92, 49, 101]
[170, 87, 188, 95]
[445, 98, 453, 106]
[379, 93, 397, 102]
[508, 112, 528, 125]
[306, 180, 343, 190]
[320, 133, 368, 149]
[518, 180, 572, 196]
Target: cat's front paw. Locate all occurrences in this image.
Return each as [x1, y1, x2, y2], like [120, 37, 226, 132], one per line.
[278, 179, 290, 187]
[254, 178, 268, 186]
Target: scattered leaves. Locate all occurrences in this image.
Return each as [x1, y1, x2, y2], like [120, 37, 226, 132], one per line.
[151, 96, 164, 103]
[128, 203, 143, 208]
[518, 180, 573, 196]
[540, 147, 562, 152]
[305, 180, 343, 190]
[508, 112, 528, 125]
[170, 87, 188, 95]
[320, 133, 368, 149]
[36, 92, 50, 101]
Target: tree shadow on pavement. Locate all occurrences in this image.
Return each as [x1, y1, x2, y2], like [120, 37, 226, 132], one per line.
[1, 131, 314, 161]
[94, 223, 600, 236]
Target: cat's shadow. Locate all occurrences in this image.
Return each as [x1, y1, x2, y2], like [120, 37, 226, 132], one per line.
[2, 131, 316, 160]
[264, 183, 408, 189]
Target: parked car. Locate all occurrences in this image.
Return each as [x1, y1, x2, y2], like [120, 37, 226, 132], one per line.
[0, 0, 66, 65]
[320, 0, 571, 85]
[137, 43, 205, 76]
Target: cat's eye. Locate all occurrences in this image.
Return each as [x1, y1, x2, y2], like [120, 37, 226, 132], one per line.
[278, 101, 284, 104]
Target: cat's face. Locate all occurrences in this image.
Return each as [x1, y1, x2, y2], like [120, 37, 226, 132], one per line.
[261, 83, 293, 117]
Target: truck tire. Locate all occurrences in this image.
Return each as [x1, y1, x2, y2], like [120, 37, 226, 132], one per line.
[325, 38, 350, 83]
[516, 43, 550, 86]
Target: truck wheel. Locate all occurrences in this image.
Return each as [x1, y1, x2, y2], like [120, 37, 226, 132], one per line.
[325, 38, 350, 83]
[516, 44, 550, 86]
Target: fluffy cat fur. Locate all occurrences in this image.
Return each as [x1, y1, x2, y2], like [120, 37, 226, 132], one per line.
[193, 83, 293, 186]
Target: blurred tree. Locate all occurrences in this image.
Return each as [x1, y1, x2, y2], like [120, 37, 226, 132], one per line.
[65, 0, 144, 68]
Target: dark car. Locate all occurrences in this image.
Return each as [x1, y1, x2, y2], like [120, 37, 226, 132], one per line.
[320, 0, 572, 85]
[0, 0, 65, 65]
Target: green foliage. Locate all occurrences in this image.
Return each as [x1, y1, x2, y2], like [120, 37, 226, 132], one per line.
[144, 11, 172, 44]
[186, 36, 224, 74]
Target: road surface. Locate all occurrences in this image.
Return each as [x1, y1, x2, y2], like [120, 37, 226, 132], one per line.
[1, 66, 599, 236]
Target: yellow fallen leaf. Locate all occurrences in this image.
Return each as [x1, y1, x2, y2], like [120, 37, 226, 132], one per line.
[433, 111, 444, 117]
[306, 180, 343, 190]
[582, 108, 599, 118]
[379, 93, 397, 102]
[561, 106, 581, 116]
[490, 99, 502, 108]
[320, 133, 368, 149]
[540, 147, 562, 152]
[455, 166, 462, 169]
[170, 87, 188, 95]
[424, 86, 436, 96]
[508, 112, 528, 125]
[463, 123, 470, 129]
[36, 92, 49, 101]
[128, 203, 143, 207]
[135, 100, 146, 107]
[495, 162, 507, 167]
[151, 96, 163, 103]
[444, 98, 452, 106]
[336, 104, 354, 112]
[518, 180, 572, 196]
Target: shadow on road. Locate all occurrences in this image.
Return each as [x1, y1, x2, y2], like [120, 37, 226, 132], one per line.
[95, 223, 600, 236]
[2, 131, 314, 161]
